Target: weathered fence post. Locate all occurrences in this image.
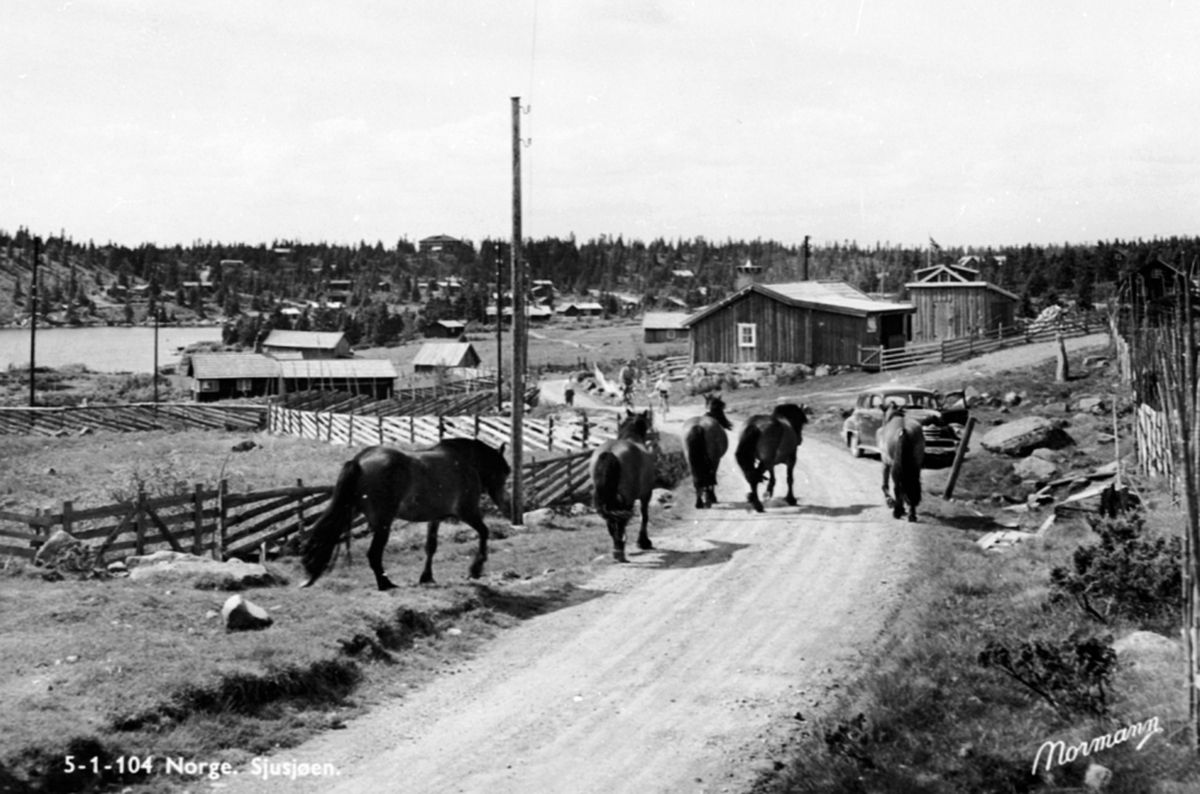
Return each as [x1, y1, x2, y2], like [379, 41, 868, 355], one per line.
[548, 415, 554, 451]
[61, 500, 74, 538]
[378, 416, 384, 445]
[474, 414, 481, 438]
[192, 483, 205, 556]
[438, 415, 446, 440]
[410, 415, 415, 444]
[135, 488, 147, 556]
[581, 414, 590, 448]
[217, 479, 229, 561]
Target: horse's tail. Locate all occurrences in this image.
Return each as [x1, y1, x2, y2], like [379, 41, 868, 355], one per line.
[685, 424, 714, 488]
[593, 451, 634, 522]
[301, 459, 362, 586]
[735, 425, 760, 482]
[894, 424, 923, 508]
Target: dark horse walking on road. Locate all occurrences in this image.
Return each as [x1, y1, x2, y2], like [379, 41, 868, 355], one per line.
[590, 410, 658, 562]
[301, 438, 511, 590]
[735, 402, 808, 513]
[878, 403, 925, 521]
[682, 392, 734, 509]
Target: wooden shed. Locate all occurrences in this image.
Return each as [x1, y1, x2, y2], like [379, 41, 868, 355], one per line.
[412, 342, 481, 373]
[279, 359, 398, 399]
[187, 353, 280, 402]
[683, 281, 914, 367]
[261, 330, 351, 360]
[642, 312, 691, 344]
[905, 262, 1019, 342]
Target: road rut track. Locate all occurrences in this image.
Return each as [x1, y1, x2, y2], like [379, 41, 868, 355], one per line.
[223, 424, 921, 794]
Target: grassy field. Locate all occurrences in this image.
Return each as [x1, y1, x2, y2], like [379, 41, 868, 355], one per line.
[6, 333, 1199, 792]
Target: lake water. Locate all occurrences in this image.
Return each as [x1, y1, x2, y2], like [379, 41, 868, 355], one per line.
[0, 326, 224, 373]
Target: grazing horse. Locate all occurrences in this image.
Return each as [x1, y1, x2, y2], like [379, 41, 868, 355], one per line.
[590, 410, 658, 562]
[877, 403, 925, 521]
[301, 438, 511, 590]
[735, 402, 808, 513]
[682, 393, 734, 508]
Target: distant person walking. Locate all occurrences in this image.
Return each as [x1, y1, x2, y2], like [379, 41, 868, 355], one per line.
[655, 375, 670, 417]
[564, 384, 575, 407]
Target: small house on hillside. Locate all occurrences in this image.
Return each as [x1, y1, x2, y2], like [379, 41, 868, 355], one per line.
[905, 262, 1019, 342]
[261, 330, 350, 360]
[427, 319, 467, 339]
[419, 235, 472, 257]
[643, 312, 691, 344]
[684, 280, 913, 367]
[558, 301, 604, 318]
[412, 342, 481, 373]
[187, 353, 280, 402]
[279, 359, 397, 399]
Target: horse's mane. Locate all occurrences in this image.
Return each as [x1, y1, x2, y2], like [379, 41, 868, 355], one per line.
[772, 402, 808, 431]
[707, 394, 734, 430]
[618, 410, 653, 441]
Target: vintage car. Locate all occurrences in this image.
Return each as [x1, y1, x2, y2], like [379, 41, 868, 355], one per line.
[842, 385, 969, 459]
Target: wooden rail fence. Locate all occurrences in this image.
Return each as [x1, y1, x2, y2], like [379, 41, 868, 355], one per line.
[859, 318, 1097, 372]
[0, 403, 266, 436]
[268, 406, 619, 453]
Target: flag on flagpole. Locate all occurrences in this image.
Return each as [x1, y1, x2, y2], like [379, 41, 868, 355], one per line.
[929, 236, 942, 253]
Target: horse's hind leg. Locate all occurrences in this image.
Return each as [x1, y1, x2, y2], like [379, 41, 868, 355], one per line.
[420, 520, 441, 585]
[636, 494, 653, 551]
[367, 521, 399, 591]
[881, 462, 895, 511]
[783, 459, 797, 506]
[608, 517, 628, 563]
[763, 465, 776, 500]
[462, 514, 491, 580]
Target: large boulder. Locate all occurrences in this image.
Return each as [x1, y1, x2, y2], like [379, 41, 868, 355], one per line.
[1013, 456, 1058, 483]
[126, 551, 276, 589]
[981, 416, 1074, 457]
[222, 594, 273, 632]
[33, 529, 85, 567]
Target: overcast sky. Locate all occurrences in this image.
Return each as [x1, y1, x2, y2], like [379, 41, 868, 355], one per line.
[3, 1, 1196, 250]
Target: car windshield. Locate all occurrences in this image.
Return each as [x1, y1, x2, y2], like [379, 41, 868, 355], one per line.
[882, 392, 935, 409]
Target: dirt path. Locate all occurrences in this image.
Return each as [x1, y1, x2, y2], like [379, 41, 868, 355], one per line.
[223, 406, 919, 794]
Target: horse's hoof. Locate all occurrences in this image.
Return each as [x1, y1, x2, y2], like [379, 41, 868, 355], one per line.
[298, 578, 315, 589]
[378, 578, 400, 591]
[785, 497, 797, 507]
[638, 540, 654, 551]
[613, 552, 628, 563]
[908, 515, 918, 523]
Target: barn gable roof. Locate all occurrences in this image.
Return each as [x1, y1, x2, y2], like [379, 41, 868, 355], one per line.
[906, 265, 1020, 301]
[187, 353, 280, 380]
[279, 359, 397, 380]
[262, 330, 347, 350]
[411, 342, 479, 368]
[684, 280, 913, 326]
[642, 312, 692, 331]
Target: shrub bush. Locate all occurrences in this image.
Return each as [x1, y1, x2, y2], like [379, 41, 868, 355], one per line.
[978, 634, 1116, 717]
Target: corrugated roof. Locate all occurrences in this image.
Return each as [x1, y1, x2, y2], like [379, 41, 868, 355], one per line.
[411, 342, 479, 368]
[279, 359, 398, 379]
[642, 312, 692, 330]
[685, 281, 914, 326]
[188, 353, 280, 379]
[262, 330, 347, 350]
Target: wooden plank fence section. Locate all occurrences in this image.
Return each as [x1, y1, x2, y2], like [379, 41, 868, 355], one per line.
[859, 318, 1096, 372]
[267, 406, 619, 454]
[0, 403, 267, 436]
[1135, 402, 1172, 479]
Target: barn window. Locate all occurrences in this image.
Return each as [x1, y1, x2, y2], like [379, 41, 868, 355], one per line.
[737, 323, 757, 348]
[236, 378, 253, 392]
[867, 316, 877, 333]
[665, 330, 676, 340]
[199, 380, 218, 392]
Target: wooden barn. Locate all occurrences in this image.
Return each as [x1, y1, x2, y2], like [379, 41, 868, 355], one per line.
[279, 359, 397, 399]
[412, 342, 481, 373]
[261, 330, 351, 360]
[642, 312, 691, 344]
[187, 353, 281, 402]
[683, 281, 914, 367]
[905, 262, 1019, 342]
[427, 319, 467, 339]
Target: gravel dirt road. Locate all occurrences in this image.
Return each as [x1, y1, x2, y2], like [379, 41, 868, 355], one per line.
[223, 414, 920, 794]
[223, 333, 1109, 794]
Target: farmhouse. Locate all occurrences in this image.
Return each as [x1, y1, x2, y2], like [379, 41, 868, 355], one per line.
[427, 319, 467, 339]
[905, 262, 1020, 342]
[419, 234, 472, 257]
[558, 301, 604, 318]
[684, 280, 914, 367]
[642, 312, 691, 344]
[187, 353, 281, 402]
[279, 358, 397, 399]
[412, 342, 482, 373]
[261, 330, 350, 360]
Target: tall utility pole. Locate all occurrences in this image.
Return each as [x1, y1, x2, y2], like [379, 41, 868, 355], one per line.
[496, 243, 504, 411]
[510, 97, 526, 525]
[28, 237, 38, 407]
